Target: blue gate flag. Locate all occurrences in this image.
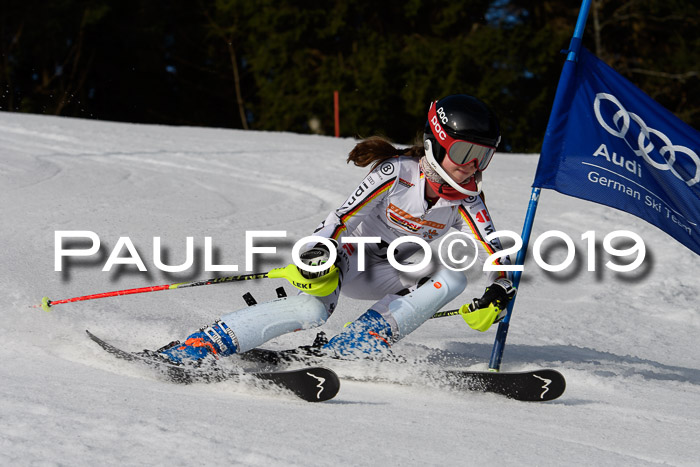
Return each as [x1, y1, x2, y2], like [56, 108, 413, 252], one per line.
[534, 47, 700, 255]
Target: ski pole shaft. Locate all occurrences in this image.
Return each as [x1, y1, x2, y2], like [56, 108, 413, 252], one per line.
[39, 269, 466, 317]
[430, 309, 460, 319]
[38, 272, 269, 312]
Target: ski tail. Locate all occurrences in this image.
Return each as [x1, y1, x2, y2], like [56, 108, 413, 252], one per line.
[85, 330, 340, 402]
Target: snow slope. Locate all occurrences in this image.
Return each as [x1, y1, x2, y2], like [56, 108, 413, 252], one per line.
[1, 111, 699, 466]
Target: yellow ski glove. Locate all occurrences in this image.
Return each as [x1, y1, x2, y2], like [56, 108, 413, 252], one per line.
[460, 278, 516, 332]
[268, 263, 339, 297]
[268, 240, 340, 297]
[460, 302, 503, 332]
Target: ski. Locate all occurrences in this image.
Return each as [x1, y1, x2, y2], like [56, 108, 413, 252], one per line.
[85, 330, 340, 402]
[442, 368, 565, 402]
[240, 346, 332, 366]
[240, 346, 565, 401]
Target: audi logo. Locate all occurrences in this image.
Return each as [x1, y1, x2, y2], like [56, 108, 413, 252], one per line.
[593, 93, 700, 187]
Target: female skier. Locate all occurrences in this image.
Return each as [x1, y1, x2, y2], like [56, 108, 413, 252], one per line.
[155, 94, 516, 364]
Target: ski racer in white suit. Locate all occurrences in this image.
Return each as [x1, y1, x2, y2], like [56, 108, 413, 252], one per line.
[157, 94, 516, 363]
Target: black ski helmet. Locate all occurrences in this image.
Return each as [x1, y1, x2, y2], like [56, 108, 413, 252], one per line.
[423, 94, 501, 167]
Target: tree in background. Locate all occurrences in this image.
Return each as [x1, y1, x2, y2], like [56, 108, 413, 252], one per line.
[0, 0, 697, 153]
[0, 0, 110, 116]
[590, 0, 699, 125]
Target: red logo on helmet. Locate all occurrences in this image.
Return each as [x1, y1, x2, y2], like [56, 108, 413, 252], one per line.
[430, 115, 448, 141]
[429, 103, 448, 142]
[434, 282, 443, 289]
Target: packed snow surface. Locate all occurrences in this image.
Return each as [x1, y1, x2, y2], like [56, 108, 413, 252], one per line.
[1, 112, 699, 466]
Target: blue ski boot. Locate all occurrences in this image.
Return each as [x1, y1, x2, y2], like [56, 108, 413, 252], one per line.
[322, 309, 393, 358]
[155, 320, 239, 365]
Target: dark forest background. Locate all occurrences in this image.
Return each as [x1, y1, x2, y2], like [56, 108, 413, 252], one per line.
[1, 0, 698, 152]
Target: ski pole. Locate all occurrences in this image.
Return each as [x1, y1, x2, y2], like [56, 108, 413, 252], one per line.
[37, 271, 270, 312]
[430, 309, 460, 319]
[36, 263, 339, 312]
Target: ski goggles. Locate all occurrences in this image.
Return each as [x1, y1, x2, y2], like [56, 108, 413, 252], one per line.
[427, 102, 497, 171]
